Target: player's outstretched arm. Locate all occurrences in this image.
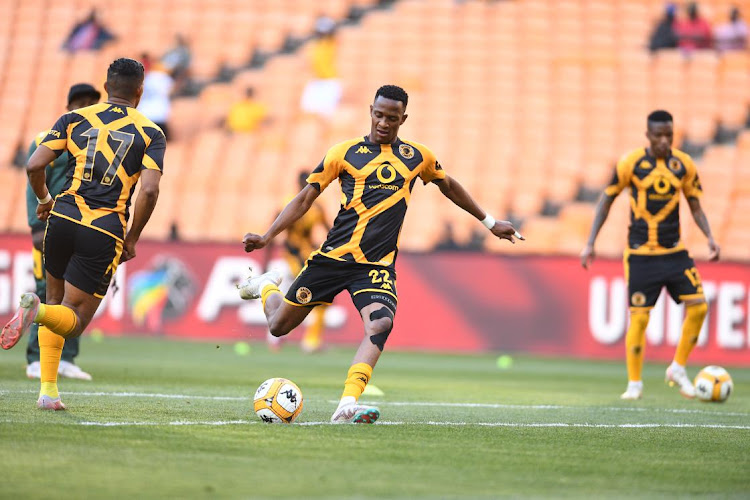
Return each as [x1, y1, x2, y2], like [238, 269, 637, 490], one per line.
[27, 145, 57, 221]
[122, 169, 161, 262]
[581, 193, 616, 269]
[435, 175, 522, 243]
[243, 184, 321, 253]
[688, 197, 720, 261]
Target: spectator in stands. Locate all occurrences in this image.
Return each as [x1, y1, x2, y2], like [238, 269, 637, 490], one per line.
[226, 87, 269, 133]
[714, 7, 748, 52]
[675, 2, 713, 52]
[62, 9, 115, 52]
[300, 16, 342, 119]
[137, 58, 174, 140]
[649, 3, 679, 52]
[161, 34, 193, 94]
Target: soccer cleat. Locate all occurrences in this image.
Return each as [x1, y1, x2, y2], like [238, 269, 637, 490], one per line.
[665, 365, 696, 399]
[330, 403, 380, 424]
[237, 268, 282, 300]
[26, 361, 41, 379]
[37, 395, 66, 411]
[1, 293, 41, 350]
[620, 387, 643, 400]
[58, 360, 93, 381]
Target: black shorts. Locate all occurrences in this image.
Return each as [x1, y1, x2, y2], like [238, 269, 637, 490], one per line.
[285, 253, 398, 313]
[624, 249, 704, 309]
[44, 215, 123, 298]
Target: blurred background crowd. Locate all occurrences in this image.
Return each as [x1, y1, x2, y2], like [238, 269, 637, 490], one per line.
[1, 0, 749, 261]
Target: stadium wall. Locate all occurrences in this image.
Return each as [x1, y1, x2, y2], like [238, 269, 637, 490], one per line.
[1, 235, 748, 365]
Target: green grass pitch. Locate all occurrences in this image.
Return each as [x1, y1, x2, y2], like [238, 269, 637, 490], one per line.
[1, 336, 748, 499]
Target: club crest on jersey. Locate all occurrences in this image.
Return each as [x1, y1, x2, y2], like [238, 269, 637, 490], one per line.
[398, 144, 414, 159]
[631, 292, 646, 307]
[296, 287, 312, 304]
[668, 158, 682, 172]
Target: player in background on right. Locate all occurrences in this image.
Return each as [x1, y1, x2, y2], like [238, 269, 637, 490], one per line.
[581, 110, 720, 400]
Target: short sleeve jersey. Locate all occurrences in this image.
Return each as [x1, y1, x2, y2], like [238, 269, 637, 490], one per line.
[307, 136, 445, 266]
[605, 147, 703, 255]
[38, 103, 166, 241]
[26, 133, 69, 232]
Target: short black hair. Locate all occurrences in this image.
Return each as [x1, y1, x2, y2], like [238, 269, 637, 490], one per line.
[375, 85, 408, 108]
[647, 110, 673, 124]
[106, 58, 145, 98]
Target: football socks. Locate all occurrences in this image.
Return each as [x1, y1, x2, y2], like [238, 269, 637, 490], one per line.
[625, 310, 650, 382]
[261, 283, 281, 311]
[35, 304, 78, 338]
[674, 301, 708, 366]
[341, 362, 373, 401]
[38, 326, 63, 398]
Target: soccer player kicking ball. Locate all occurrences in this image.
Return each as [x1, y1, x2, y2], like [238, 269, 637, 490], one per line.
[1, 58, 166, 410]
[581, 110, 719, 401]
[239, 85, 522, 424]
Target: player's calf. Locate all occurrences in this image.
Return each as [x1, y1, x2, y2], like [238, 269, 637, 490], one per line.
[367, 307, 394, 351]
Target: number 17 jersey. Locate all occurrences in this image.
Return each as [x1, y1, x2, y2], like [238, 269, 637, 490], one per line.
[39, 102, 166, 242]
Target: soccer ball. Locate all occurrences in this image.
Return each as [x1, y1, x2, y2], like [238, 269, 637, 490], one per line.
[693, 366, 733, 402]
[253, 378, 304, 423]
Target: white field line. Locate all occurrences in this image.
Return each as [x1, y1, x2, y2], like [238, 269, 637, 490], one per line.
[1, 390, 748, 417]
[0, 419, 749, 429]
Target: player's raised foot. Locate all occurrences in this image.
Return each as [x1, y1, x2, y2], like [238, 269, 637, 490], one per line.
[665, 364, 696, 399]
[620, 381, 643, 400]
[237, 268, 282, 300]
[330, 402, 380, 424]
[26, 361, 41, 379]
[58, 360, 93, 381]
[37, 395, 66, 411]
[1, 293, 41, 350]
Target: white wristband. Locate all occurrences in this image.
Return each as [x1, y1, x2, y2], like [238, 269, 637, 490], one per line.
[481, 214, 496, 229]
[37, 192, 52, 204]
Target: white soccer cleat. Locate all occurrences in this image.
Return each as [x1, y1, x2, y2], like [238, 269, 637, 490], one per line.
[665, 364, 696, 399]
[620, 384, 643, 400]
[237, 268, 282, 300]
[330, 402, 380, 424]
[37, 395, 66, 411]
[58, 360, 93, 381]
[1, 292, 41, 350]
[26, 361, 41, 379]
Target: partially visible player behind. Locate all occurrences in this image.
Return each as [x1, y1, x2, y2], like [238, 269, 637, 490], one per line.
[264, 172, 330, 353]
[1, 58, 166, 410]
[581, 110, 719, 400]
[239, 85, 522, 424]
[24, 83, 101, 381]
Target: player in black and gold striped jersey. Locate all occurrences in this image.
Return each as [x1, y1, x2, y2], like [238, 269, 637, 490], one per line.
[264, 172, 330, 353]
[581, 110, 720, 401]
[1, 58, 165, 410]
[239, 85, 521, 424]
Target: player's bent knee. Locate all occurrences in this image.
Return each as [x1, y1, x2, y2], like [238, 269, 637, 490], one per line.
[367, 307, 394, 351]
[268, 318, 294, 338]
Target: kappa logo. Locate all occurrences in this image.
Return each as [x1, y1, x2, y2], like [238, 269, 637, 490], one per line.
[356, 146, 372, 154]
[111, 107, 125, 114]
[296, 287, 312, 304]
[639, 160, 653, 170]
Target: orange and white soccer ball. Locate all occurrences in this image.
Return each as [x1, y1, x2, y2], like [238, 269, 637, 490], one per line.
[253, 378, 304, 423]
[693, 366, 733, 402]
